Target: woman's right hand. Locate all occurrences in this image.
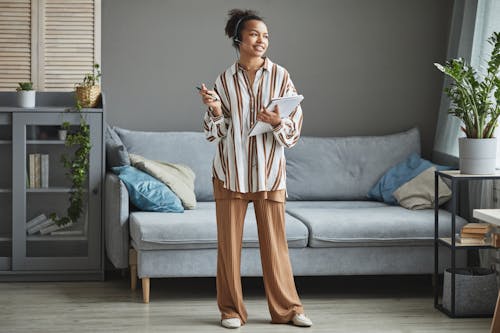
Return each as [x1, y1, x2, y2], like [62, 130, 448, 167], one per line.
[199, 83, 222, 116]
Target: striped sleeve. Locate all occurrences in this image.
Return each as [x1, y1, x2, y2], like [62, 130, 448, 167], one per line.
[272, 76, 303, 148]
[203, 76, 229, 143]
[203, 109, 227, 142]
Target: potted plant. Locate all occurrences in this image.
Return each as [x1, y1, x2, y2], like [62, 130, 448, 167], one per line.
[75, 63, 102, 108]
[434, 32, 500, 174]
[58, 121, 70, 141]
[16, 82, 35, 108]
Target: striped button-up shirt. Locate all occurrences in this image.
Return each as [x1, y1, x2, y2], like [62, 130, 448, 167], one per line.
[203, 57, 303, 193]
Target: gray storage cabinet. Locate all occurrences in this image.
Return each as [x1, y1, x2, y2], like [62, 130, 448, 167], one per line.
[0, 92, 104, 281]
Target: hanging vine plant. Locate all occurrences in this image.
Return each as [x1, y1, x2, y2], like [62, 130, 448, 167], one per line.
[49, 64, 100, 227]
[50, 101, 92, 227]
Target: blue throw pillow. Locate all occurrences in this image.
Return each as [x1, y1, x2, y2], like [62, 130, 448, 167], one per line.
[368, 153, 450, 205]
[112, 165, 184, 213]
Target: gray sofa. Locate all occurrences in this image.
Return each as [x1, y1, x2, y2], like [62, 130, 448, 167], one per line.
[104, 127, 467, 303]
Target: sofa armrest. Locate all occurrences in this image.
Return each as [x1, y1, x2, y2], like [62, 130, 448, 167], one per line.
[105, 172, 130, 269]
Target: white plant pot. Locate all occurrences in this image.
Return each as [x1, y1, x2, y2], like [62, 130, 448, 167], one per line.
[17, 90, 36, 108]
[58, 130, 67, 141]
[459, 137, 497, 174]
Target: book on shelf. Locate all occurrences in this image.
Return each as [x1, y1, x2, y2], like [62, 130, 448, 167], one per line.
[40, 221, 73, 235]
[26, 213, 47, 230]
[460, 231, 487, 239]
[50, 230, 83, 236]
[461, 222, 491, 234]
[34, 153, 40, 188]
[29, 154, 35, 188]
[27, 217, 55, 235]
[50, 220, 84, 236]
[456, 235, 488, 245]
[41, 154, 49, 188]
[27, 153, 49, 188]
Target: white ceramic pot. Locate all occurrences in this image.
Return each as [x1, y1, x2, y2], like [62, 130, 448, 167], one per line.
[17, 90, 36, 108]
[459, 137, 497, 174]
[58, 130, 67, 141]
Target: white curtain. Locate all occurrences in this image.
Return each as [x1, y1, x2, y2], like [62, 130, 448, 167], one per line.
[471, 0, 500, 169]
[467, 0, 500, 269]
[468, 0, 500, 213]
[433, 0, 478, 161]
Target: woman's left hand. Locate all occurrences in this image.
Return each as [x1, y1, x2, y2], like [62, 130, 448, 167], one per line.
[257, 105, 281, 127]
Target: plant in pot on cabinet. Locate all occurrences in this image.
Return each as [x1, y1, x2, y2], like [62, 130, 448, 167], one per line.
[434, 31, 500, 174]
[16, 82, 35, 108]
[58, 121, 70, 141]
[75, 63, 102, 108]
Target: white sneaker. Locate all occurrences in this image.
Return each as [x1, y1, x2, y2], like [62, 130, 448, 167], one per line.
[292, 313, 313, 327]
[221, 318, 241, 329]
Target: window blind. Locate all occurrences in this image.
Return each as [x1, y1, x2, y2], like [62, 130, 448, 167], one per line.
[0, 0, 32, 91]
[0, 0, 100, 91]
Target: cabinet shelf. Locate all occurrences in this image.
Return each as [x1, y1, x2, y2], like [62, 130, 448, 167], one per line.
[0, 189, 12, 193]
[27, 234, 87, 242]
[0, 140, 11, 144]
[438, 237, 491, 249]
[26, 187, 84, 193]
[0, 234, 12, 242]
[0, 106, 102, 113]
[26, 140, 66, 145]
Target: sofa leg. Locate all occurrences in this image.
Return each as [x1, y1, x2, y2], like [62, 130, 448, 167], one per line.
[129, 248, 138, 291]
[142, 277, 150, 303]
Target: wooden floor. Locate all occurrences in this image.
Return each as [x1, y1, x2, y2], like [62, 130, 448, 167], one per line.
[0, 274, 492, 332]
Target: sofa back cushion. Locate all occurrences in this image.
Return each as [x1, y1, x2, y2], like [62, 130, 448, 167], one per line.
[114, 128, 215, 201]
[284, 128, 421, 200]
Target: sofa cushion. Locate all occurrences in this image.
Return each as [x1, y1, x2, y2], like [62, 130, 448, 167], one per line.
[367, 152, 450, 204]
[285, 204, 468, 247]
[284, 127, 420, 200]
[130, 202, 309, 250]
[112, 165, 184, 213]
[129, 153, 197, 210]
[114, 128, 215, 202]
[105, 125, 130, 168]
[393, 166, 452, 210]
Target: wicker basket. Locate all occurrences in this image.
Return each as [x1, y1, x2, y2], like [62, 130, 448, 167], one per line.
[76, 85, 101, 108]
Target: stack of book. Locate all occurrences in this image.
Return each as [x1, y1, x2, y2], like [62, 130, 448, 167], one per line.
[28, 153, 49, 188]
[458, 223, 491, 245]
[26, 213, 76, 236]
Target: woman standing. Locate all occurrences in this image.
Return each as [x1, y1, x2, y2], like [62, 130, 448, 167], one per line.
[199, 9, 312, 329]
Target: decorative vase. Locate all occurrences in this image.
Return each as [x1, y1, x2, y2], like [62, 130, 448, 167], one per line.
[76, 85, 100, 108]
[17, 90, 36, 108]
[459, 137, 497, 174]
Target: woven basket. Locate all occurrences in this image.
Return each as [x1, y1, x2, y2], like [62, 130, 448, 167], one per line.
[76, 85, 100, 108]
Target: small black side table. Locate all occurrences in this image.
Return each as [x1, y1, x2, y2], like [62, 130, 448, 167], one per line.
[434, 170, 500, 318]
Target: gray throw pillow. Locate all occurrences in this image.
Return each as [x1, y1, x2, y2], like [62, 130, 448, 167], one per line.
[105, 124, 130, 169]
[393, 166, 452, 210]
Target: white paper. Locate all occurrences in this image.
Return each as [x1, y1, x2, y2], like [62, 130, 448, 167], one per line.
[248, 95, 304, 136]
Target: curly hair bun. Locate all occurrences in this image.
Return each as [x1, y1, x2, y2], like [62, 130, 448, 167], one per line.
[225, 8, 263, 44]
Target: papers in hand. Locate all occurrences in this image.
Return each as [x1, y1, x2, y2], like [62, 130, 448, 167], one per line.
[248, 95, 304, 137]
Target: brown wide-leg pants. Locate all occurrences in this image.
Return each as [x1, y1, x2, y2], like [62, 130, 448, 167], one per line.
[213, 179, 304, 324]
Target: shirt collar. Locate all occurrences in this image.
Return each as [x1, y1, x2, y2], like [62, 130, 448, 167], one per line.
[231, 57, 272, 75]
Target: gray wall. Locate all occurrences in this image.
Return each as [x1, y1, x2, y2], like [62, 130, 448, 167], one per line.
[102, 0, 453, 158]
